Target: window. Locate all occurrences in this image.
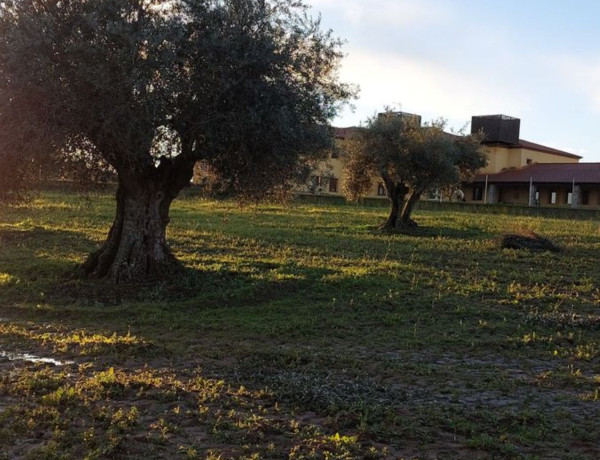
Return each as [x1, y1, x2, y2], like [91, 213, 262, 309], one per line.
[329, 177, 338, 193]
[526, 158, 533, 165]
[582, 190, 589, 205]
[567, 192, 573, 205]
[473, 186, 483, 201]
[550, 191, 557, 204]
[377, 183, 386, 196]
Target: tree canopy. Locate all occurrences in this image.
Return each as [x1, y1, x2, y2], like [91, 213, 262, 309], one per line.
[344, 112, 486, 230]
[0, 0, 355, 282]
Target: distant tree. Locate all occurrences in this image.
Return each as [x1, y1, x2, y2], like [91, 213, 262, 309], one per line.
[0, 151, 37, 203]
[344, 112, 486, 230]
[0, 142, 113, 201]
[0, 0, 355, 283]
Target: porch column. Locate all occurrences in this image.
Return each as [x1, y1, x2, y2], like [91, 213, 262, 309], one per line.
[572, 185, 581, 208]
[528, 184, 538, 207]
[487, 184, 499, 204]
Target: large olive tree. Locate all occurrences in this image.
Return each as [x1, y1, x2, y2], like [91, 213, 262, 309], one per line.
[0, 0, 354, 282]
[344, 113, 486, 230]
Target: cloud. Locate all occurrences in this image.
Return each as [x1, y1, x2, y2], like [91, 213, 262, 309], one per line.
[307, 0, 452, 28]
[551, 56, 600, 112]
[305, 0, 600, 161]
[334, 49, 533, 127]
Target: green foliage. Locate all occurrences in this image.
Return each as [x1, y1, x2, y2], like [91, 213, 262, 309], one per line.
[0, 0, 356, 282]
[0, 0, 355, 199]
[406, 118, 486, 193]
[343, 111, 487, 228]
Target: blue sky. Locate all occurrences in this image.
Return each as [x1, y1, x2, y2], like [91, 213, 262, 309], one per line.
[306, 0, 600, 161]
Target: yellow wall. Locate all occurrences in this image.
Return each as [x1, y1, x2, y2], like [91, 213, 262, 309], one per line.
[194, 133, 583, 202]
[304, 154, 386, 199]
[479, 146, 517, 174]
[517, 149, 579, 167]
[307, 140, 582, 201]
[480, 145, 579, 174]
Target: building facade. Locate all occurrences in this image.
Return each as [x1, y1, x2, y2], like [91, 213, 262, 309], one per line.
[309, 113, 600, 209]
[461, 115, 600, 209]
[301, 126, 389, 199]
[464, 162, 600, 207]
[194, 112, 600, 208]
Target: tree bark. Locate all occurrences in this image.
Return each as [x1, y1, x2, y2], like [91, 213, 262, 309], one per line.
[398, 191, 421, 229]
[80, 175, 183, 283]
[379, 180, 410, 231]
[381, 192, 400, 230]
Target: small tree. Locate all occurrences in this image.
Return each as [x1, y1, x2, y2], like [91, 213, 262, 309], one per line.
[0, 0, 355, 283]
[344, 113, 486, 230]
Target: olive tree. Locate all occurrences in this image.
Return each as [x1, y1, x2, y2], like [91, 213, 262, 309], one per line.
[0, 0, 354, 282]
[344, 113, 486, 230]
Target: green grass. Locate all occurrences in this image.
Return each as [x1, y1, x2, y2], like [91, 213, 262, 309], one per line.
[1, 190, 600, 459]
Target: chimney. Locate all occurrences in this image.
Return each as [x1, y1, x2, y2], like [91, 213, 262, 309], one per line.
[471, 114, 520, 145]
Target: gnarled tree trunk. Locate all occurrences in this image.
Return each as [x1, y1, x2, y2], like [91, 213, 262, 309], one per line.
[398, 191, 421, 229]
[380, 180, 410, 231]
[381, 194, 400, 230]
[80, 180, 179, 283]
[80, 157, 194, 283]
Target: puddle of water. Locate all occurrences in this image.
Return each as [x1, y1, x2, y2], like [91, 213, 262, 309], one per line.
[0, 350, 74, 366]
[0, 317, 74, 366]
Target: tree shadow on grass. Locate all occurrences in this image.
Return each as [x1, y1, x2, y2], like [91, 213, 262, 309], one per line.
[0, 223, 344, 308]
[45, 259, 338, 310]
[370, 224, 493, 240]
[0, 217, 501, 313]
[0, 225, 98, 294]
[0, 225, 94, 248]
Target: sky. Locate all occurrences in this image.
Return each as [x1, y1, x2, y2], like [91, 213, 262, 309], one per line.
[305, 0, 600, 162]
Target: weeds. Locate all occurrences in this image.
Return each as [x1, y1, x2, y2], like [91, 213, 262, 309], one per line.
[1, 192, 600, 457]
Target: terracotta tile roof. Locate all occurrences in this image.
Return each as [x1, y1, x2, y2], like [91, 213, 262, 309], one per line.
[474, 163, 600, 184]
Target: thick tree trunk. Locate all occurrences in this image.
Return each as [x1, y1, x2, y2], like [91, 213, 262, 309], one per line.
[379, 180, 410, 231]
[398, 192, 421, 229]
[381, 192, 401, 230]
[80, 180, 180, 283]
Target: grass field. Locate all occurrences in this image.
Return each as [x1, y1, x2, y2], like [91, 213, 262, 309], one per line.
[1, 191, 599, 459]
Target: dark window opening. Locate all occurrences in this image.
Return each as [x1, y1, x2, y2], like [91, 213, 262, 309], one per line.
[582, 190, 589, 205]
[329, 177, 338, 193]
[473, 186, 483, 201]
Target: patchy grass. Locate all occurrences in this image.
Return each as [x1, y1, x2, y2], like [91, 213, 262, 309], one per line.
[1, 191, 600, 458]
